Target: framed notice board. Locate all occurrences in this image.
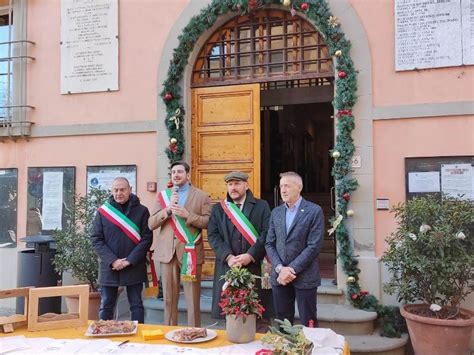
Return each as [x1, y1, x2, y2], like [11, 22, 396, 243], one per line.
[26, 167, 76, 235]
[405, 156, 474, 201]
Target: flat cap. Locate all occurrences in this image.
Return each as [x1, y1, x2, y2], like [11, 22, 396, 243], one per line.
[224, 171, 249, 182]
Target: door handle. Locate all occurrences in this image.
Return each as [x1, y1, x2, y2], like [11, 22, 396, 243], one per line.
[330, 186, 335, 211]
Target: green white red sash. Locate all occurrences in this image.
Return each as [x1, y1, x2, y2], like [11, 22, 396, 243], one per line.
[158, 189, 202, 281]
[144, 251, 158, 297]
[98, 201, 141, 245]
[220, 199, 272, 289]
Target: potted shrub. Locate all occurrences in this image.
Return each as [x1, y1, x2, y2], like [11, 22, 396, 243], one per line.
[261, 318, 313, 355]
[52, 187, 109, 320]
[382, 194, 474, 355]
[219, 267, 265, 343]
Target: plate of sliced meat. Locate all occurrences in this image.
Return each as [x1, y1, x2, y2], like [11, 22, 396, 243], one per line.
[85, 320, 138, 337]
[165, 327, 217, 343]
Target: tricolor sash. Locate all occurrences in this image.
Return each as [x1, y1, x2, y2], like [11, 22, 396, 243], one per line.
[98, 201, 141, 245]
[144, 251, 158, 297]
[220, 200, 272, 289]
[158, 189, 202, 281]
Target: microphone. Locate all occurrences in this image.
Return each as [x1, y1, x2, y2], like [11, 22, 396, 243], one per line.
[173, 185, 179, 204]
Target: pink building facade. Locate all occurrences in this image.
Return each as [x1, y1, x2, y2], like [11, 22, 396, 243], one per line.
[0, 0, 472, 313]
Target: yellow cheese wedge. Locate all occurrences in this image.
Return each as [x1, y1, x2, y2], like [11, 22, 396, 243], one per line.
[142, 329, 164, 340]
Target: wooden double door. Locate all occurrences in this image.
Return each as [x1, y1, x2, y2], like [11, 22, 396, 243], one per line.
[192, 83, 336, 279]
[191, 84, 261, 277]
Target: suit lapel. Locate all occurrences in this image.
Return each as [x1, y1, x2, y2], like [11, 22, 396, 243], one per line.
[183, 185, 195, 211]
[276, 205, 287, 239]
[287, 198, 306, 237]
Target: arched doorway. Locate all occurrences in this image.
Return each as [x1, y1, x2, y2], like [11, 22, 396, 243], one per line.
[190, 10, 336, 279]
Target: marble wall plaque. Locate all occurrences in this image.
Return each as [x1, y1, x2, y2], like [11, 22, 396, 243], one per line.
[61, 0, 118, 94]
[461, 0, 474, 64]
[395, 0, 463, 71]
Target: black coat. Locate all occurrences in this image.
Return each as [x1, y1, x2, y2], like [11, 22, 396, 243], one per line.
[90, 194, 152, 287]
[207, 190, 271, 318]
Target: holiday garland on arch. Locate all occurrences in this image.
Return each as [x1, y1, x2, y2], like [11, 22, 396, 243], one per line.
[160, 0, 405, 337]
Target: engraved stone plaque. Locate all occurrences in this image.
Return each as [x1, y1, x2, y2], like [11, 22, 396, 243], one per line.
[395, 0, 462, 71]
[61, 0, 118, 94]
[461, 0, 474, 64]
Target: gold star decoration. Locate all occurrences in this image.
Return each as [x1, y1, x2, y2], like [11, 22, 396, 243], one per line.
[328, 16, 339, 28]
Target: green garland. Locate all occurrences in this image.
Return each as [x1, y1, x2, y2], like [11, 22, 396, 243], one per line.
[160, 0, 405, 337]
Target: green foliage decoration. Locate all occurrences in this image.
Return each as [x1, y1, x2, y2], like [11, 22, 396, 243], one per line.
[161, 0, 403, 337]
[382, 194, 474, 318]
[52, 188, 109, 292]
[261, 318, 313, 355]
[219, 267, 265, 319]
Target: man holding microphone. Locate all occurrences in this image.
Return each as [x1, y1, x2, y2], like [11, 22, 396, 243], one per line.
[148, 161, 212, 327]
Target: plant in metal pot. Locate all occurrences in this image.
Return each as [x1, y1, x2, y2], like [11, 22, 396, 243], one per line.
[52, 187, 109, 318]
[381, 194, 474, 354]
[219, 267, 264, 343]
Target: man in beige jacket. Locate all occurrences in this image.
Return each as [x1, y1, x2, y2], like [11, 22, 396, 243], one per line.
[148, 161, 212, 327]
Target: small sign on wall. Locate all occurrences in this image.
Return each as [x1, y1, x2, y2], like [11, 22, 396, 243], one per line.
[351, 155, 361, 168]
[60, 0, 119, 94]
[376, 198, 390, 210]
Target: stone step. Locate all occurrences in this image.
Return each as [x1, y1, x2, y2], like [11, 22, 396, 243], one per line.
[317, 304, 377, 335]
[346, 329, 409, 355]
[144, 295, 376, 336]
[170, 279, 344, 303]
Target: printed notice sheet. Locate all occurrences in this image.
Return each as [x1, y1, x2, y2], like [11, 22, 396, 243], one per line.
[408, 171, 440, 193]
[441, 163, 473, 200]
[42, 172, 64, 230]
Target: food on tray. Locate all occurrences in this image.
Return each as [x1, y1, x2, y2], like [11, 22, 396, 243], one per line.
[90, 320, 136, 335]
[172, 327, 207, 341]
[142, 329, 164, 340]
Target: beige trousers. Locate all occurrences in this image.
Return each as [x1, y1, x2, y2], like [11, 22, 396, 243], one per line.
[160, 254, 202, 327]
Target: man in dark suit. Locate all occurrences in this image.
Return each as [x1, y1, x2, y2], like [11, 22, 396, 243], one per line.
[265, 171, 324, 327]
[207, 171, 272, 323]
[90, 177, 152, 323]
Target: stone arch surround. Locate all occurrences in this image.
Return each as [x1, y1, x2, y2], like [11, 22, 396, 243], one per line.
[155, 1, 380, 296]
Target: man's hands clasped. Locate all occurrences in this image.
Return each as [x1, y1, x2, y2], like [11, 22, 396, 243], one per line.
[227, 253, 253, 268]
[112, 258, 131, 271]
[277, 266, 296, 285]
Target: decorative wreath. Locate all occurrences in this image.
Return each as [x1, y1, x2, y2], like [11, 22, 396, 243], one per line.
[160, 0, 404, 337]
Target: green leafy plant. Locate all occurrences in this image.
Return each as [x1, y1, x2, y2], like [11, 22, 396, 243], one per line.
[52, 187, 109, 292]
[382, 194, 474, 319]
[219, 267, 265, 320]
[261, 318, 313, 355]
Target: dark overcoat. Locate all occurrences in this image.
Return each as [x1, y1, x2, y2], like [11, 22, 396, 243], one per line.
[265, 198, 324, 289]
[207, 190, 271, 318]
[90, 194, 152, 287]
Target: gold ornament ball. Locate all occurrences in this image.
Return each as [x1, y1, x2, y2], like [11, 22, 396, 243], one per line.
[347, 209, 355, 217]
[170, 138, 177, 144]
[347, 276, 355, 283]
[282, 0, 291, 6]
[332, 151, 341, 159]
[335, 50, 342, 57]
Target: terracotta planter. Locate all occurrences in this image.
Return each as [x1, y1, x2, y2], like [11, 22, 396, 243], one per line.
[401, 304, 474, 355]
[226, 314, 256, 343]
[66, 291, 101, 320]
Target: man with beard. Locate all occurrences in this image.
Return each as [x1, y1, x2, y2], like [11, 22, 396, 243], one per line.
[207, 171, 273, 328]
[148, 161, 211, 327]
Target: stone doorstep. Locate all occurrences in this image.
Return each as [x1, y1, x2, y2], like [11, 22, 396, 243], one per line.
[201, 279, 344, 304]
[144, 298, 377, 335]
[345, 330, 409, 355]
